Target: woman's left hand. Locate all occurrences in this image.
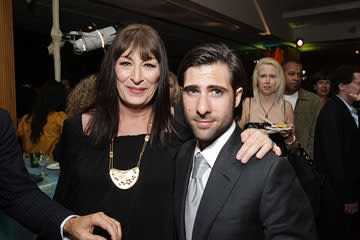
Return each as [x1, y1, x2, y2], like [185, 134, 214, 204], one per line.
[279, 128, 291, 139]
[236, 128, 281, 163]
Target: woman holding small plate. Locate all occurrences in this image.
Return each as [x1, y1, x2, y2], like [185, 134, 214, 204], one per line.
[238, 57, 298, 154]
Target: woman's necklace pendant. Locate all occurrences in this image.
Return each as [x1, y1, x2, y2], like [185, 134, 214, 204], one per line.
[109, 166, 140, 190]
[259, 99, 274, 120]
[108, 121, 152, 190]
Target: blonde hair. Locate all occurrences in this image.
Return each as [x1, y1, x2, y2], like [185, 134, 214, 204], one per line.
[66, 74, 97, 118]
[252, 57, 285, 108]
[169, 71, 181, 106]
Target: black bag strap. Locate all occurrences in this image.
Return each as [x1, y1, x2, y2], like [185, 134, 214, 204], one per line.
[298, 143, 313, 165]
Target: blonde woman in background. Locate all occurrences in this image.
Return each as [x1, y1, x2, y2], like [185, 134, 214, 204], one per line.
[169, 71, 181, 106]
[238, 57, 297, 154]
[169, 71, 181, 116]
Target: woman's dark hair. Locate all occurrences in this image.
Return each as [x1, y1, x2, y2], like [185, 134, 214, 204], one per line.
[312, 71, 331, 96]
[86, 24, 173, 145]
[28, 80, 68, 143]
[177, 43, 247, 120]
[311, 71, 329, 85]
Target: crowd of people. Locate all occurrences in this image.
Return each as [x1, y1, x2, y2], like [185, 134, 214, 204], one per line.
[0, 23, 359, 240]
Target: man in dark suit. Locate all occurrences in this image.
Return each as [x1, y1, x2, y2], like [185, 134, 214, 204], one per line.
[174, 43, 316, 240]
[0, 107, 122, 240]
[315, 66, 360, 240]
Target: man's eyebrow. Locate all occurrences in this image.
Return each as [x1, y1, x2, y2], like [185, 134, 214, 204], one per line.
[183, 85, 199, 90]
[207, 85, 228, 91]
[183, 84, 228, 90]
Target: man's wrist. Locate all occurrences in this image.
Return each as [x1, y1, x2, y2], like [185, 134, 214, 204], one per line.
[61, 215, 79, 239]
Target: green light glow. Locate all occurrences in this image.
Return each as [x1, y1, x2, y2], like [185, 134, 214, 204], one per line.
[234, 42, 322, 53]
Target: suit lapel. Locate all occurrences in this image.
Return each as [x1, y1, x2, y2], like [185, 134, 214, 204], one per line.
[192, 126, 245, 239]
[333, 96, 358, 129]
[176, 140, 197, 240]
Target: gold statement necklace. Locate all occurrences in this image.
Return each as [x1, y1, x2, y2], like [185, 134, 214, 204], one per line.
[109, 122, 152, 190]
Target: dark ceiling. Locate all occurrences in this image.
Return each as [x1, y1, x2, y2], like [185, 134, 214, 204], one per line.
[14, 0, 360, 51]
[12, 0, 360, 84]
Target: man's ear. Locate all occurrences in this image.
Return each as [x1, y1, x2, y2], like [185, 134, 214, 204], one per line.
[234, 87, 243, 108]
[338, 83, 344, 91]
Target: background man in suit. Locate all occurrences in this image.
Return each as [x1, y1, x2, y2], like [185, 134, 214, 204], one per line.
[0, 107, 122, 240]
[314, 66, 360, 240]
[282, 60, 321, 158]
[174, 43, 316, 240]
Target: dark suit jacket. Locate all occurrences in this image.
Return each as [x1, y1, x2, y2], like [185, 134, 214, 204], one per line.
[174, 125, 317, 240]
[0, 108, 72, 239]
[315, 96, 360, 204]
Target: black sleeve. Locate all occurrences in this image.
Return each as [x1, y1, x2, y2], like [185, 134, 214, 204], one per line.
[0, 108, 72, 240]
[260, 157, 317, 239]
[53, 118, 75, 206]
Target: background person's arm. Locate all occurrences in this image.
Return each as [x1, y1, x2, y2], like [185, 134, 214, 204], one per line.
[0, 108, 71, 239]
[0, 108, 121, 240]
[349, 93, 360, 101]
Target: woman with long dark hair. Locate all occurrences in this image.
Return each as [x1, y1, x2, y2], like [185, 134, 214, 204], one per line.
[17, 80, 68, 158]
[53, 24, 278, 240]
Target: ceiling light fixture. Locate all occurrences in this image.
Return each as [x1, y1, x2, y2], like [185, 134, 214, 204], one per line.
[296, 38, 304, 48]
[63, 26, 118, 54]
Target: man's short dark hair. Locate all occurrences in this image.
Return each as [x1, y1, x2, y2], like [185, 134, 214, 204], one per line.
[281, 59, 302, 68]
[331, 65, 360, 94]
[177, 43, 247, 119]
[177, 43, 247, 91]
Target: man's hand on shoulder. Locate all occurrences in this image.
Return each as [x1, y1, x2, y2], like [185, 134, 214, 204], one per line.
[64, 212, 122, 240]
[236, 128, 281, 163]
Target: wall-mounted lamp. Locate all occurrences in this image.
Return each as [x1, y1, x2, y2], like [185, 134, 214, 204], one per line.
[63, 26, 118, 54]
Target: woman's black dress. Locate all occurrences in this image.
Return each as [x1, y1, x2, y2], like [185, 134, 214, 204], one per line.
[53, 114, 189, 240]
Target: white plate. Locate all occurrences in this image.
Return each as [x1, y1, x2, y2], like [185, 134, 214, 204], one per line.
[265, 127, 292, 134]
[47, 163, 60, 170]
